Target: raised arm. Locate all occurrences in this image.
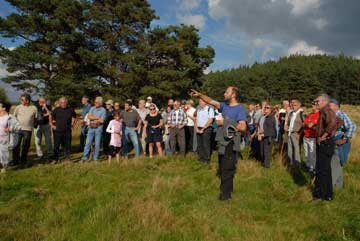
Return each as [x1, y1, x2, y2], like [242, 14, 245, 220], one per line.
[190, 89, 220, 110]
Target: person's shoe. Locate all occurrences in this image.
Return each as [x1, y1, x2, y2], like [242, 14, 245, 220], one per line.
[50, 160, 58, 165]
[309, 197, 321, 203]
[218, 193, 231, 201]
[324, 197, 333, 202]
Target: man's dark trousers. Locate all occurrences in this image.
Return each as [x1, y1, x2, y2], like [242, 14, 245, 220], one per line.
[185, 126, 194, 153]
[53, 130, 72, 161]
[196, 127, 213, 164]
[314, 139, 335, 200]
[13, 130, 32, 165]
[170, 127, 186, 156]
[261, 137, 274, 168]
[219, 141, 238, 199]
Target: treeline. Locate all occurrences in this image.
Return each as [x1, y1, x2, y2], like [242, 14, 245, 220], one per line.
[202, 55, 360, 105]
[0, 0, 214, 106]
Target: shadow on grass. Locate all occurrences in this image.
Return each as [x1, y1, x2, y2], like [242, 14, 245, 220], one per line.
[288, 164, 308, 186]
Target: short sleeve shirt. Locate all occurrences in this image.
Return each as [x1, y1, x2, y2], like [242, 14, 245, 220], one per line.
[89, 106, 107, 128]
[196, 105, 215, 128]
[123, 110, 140, 128]
[52, 107, 77, 132]
[145, 113, 162, 126]
[219, 102, 246, 123]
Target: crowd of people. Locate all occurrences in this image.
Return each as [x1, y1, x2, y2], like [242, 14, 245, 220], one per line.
[0, 87, 357, 202]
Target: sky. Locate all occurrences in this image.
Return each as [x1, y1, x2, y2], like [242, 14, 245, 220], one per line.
[1, 0, 360, 101]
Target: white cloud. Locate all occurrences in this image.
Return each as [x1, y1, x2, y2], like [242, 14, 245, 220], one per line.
[208, 0, 226, 20]
[286, 0, 321, 16]
[178, 0, 201, 10]
[313, 18, 328, 30]
[177, 14, 206, 30]
[288, 40, 324, 55]
[206, 0, 360, 57]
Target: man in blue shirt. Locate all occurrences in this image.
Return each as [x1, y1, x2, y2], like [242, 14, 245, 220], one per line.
[191, 86, 247, 201]
[79, 96, 91, 152]
[81, 96, 106, 162]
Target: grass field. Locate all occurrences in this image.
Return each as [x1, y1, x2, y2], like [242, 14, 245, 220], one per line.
[0, 106, 359, 241]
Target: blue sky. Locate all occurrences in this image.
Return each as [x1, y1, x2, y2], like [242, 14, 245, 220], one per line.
[1, 0, 360, 100]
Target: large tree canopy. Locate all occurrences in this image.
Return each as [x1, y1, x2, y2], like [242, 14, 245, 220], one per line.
[0, 0, 215, 105]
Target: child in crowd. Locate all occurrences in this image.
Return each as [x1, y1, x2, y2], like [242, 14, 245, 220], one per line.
[106, 111, 122, 164]
[0, 102, 21, 172]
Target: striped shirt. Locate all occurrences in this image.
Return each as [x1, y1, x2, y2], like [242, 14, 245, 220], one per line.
[336, 110, 357, 139]
[168, 109, 187, 126]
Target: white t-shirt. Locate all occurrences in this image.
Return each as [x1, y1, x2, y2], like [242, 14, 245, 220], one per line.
[186, 107, 196, 127]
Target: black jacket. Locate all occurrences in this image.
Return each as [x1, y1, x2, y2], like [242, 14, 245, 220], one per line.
[263, 114, 277, 138]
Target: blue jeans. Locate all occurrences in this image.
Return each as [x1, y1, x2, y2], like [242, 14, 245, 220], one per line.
[245, 124, 256, 146]
[338, 141, 351, 166]
[82, 127, 103, 161]
[124, 127, 140, 158]
[34, 124, 53, 157]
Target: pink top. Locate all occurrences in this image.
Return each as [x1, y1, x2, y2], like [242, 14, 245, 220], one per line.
[106, 120, 122, 147]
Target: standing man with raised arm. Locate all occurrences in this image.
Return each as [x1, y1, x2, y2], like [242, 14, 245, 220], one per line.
[191, 86, 247, 201]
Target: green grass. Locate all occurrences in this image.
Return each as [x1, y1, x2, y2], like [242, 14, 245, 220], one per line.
[1, 105, 360, 241]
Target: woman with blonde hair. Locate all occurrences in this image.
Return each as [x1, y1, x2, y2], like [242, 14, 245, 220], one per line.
[259, 104, 277, 168]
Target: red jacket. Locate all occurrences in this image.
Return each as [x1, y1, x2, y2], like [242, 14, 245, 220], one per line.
[303, 111, 320, 138]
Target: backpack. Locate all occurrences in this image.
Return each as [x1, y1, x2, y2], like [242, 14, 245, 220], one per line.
[211, 108, 219, 129]
[7, 115, 21, 150]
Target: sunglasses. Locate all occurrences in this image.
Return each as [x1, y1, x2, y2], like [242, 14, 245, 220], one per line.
[264, 106, 271, 109]
[149, 108, 155, 111]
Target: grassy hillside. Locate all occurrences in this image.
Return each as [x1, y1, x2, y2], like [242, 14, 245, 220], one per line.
[0, 106, 359, 241]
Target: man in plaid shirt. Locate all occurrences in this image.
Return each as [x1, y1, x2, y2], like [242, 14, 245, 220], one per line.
[329, 99, 357, 165]
[168, 100, 187, 156]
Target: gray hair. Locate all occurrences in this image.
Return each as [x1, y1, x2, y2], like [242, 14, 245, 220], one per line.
[95, 96, 103, 105]
[282, 100, 289, 106]
[318, 94, 330, 103]
[186, 99, 194, 106]
[292, 99, 301, 106]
